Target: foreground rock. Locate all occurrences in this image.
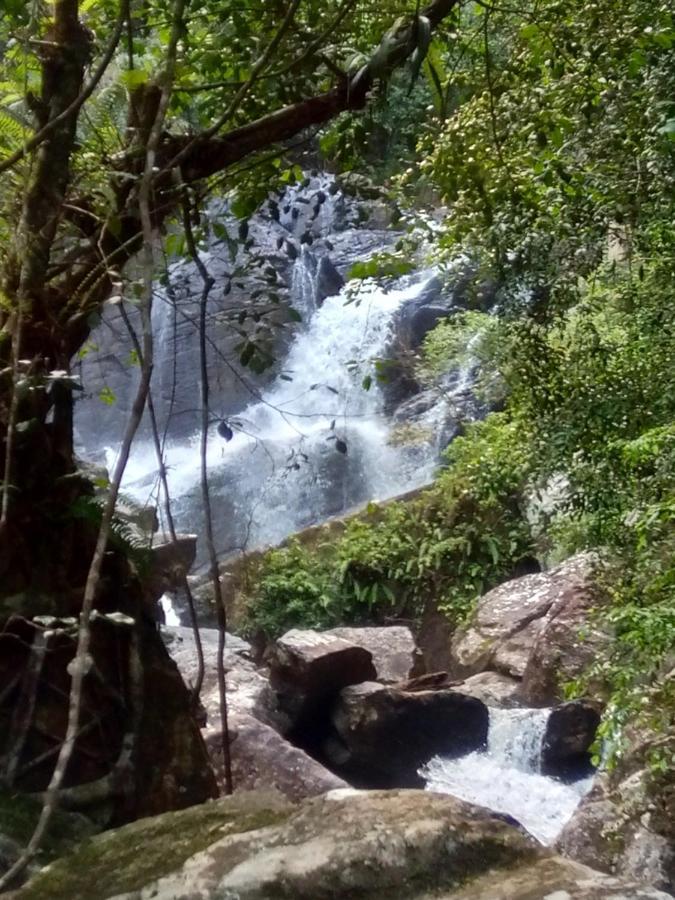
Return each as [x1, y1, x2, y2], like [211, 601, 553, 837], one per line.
[266, 628, 377, 732]
[450, 554, 610, 705]
[0, 791, 94, 884]
[437, 856, 673, 899]
[15, 790, 673, 900]
[326, 625, 419, 683]
[328, 682, 488, 787]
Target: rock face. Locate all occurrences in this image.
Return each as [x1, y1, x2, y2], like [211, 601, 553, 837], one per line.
[558, 718, 675, 894]
[163, 626, 280, 732]
[266, 629, 377, 732]
[325, 625, 419, 683]
[328, 682, 488, 787]
[439, 856, 674, 899]
[541, 699, 601, 777]
[16, 789, 673, 900]
[450, 554, 610, 705]
[0, 613, 217, 827]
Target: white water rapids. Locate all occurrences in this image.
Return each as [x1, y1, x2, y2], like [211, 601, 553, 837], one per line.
[421, 707, 594, 845]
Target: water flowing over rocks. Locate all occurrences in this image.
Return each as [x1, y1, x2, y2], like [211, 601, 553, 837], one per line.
[76, 174, 486, 568]
[421, 705, 596, 845]
[13, 790, 673, 900]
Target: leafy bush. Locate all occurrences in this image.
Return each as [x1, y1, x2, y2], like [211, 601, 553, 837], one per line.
[243, 413, 536, 639]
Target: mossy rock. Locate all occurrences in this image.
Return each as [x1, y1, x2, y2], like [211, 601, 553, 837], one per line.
[0, 790, 95, 877]
[12, 792, 292, 900]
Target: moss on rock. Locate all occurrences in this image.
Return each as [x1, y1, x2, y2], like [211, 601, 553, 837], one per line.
[13, 793, 292, 900]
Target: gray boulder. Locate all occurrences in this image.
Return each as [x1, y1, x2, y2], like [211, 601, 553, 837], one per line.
[325, 625, 419, 683]
[208, 712, 348, 801]
[266, 629, 377, 732]
[450, 554, 611, 705]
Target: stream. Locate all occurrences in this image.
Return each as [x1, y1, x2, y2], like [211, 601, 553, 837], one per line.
[421, 706, 595, 844]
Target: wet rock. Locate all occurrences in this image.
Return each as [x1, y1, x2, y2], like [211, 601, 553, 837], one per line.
[315, 256, 344, 305]
[208, 712, 348, 801]
[325, 625, 419, 684]
[266, 629, 377, 732]
[328, 682, 488, 787]
[541, 699, 601, 778]
[450, 554, 610, 706]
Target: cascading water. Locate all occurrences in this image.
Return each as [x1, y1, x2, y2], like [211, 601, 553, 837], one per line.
[113, 266, 469, 557]
[87, 175, 480, 562]
[420, 707, 594, 845]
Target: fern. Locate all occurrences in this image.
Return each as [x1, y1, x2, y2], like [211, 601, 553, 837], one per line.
[0, 105, 30, 152]
[67, 491, 154, 576]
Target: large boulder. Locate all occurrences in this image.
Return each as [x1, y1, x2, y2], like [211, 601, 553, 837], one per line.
[541, 699, 601, 778]
[325, 625, 420, 683]
[450, 554, 611, 705]
[0, 614, 217, 827]
[327, 682, 488, 787]
[208, 713, 348, 801]
[558, 706, 675, 894]
[265, 629, 377, 732]
[16, 790, 673, 900]
[455, 671, 523, 708]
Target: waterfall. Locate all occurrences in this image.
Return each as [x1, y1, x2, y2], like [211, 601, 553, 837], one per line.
[420, 707, 594, 845]
[79, 173, 482, 564]
[107, 262, 474, 559]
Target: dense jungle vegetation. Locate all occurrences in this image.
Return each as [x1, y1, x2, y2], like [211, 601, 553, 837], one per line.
[0, 0, 673, 878]
[242, 0, 675, 759]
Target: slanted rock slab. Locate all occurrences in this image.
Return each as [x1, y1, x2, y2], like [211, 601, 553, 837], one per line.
[208, 712, 349, 801]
